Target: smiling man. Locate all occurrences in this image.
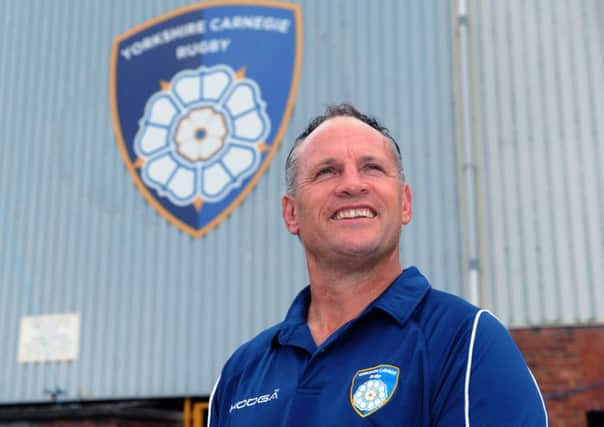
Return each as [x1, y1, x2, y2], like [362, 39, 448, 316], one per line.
[208, 104, 548, 426]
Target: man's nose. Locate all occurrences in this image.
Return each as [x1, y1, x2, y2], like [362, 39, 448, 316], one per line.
[334, 169, 368, 197]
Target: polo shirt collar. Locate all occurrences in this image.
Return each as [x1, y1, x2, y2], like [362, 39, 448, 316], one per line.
[273, 266, 431, 347]
[371, 266, 431, 326]
[273, 286, 312, 348]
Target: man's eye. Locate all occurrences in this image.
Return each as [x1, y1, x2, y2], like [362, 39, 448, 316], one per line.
[317, 167, 336, 176]
[364, 163, 384, 172]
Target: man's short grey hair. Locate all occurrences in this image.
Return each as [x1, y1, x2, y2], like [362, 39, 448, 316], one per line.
[285, 103, 405, 194]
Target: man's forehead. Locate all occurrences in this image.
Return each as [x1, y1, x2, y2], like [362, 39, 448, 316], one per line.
[299, 117, 393, 160]
[306, 116, 383, 140]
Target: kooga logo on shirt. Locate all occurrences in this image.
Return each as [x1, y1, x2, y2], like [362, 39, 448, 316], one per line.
[230, 388, 280, 412]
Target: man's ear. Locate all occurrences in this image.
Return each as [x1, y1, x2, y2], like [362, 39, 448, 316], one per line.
[282, 194, 300, 235]
[401, 184, 413, 225]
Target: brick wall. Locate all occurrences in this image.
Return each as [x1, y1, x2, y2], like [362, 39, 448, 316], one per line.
[511, 326, 604, 427]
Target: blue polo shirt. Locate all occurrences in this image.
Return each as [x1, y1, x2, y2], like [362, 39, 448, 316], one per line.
[208, 267, 548, 426]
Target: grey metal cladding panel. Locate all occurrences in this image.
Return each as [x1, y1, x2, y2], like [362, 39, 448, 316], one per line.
[472, 0, 604, 327]
[0, 0, 461, 403]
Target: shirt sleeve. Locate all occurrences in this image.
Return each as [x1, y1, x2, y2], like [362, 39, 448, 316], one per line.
[207, 375, 221, 427]
[435, 310, 548, 426]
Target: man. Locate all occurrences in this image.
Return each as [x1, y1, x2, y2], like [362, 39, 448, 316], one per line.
[208, 104, 548, 426]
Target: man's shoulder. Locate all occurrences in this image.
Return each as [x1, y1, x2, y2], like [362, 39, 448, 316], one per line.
[423, 286, 479, 318]
[221, 322, 283, 377]
[393, 267, 479, 326]
[411, 284, 483, 343]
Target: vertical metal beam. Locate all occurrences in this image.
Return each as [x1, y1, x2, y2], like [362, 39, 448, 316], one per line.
[194, 401, 209, 427]
[455, 0, 481, 305]
[183, 398, 191, 427]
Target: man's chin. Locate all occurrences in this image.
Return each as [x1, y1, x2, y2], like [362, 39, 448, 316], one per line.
[331, 242, 388, 261]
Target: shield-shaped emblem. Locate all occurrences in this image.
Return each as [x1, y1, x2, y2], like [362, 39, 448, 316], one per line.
[350, 364, 400, 418]
[110, 1, 302, 237]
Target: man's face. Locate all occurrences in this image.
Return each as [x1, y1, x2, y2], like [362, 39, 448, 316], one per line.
[282, 116, 412, 265]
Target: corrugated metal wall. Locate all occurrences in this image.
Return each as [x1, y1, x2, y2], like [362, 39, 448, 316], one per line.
[0, 0, 461, 402]
[469, 0, 604, 326]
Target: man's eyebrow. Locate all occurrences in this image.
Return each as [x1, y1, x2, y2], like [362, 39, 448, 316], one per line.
[358, 155, 378, 161]
[358, 154, 387, 163]
[308, 155, 388, 170]
[309, 158, 338, 169]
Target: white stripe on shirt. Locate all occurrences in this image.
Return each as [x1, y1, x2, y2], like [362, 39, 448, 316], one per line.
[207, 375, 221, 427]
[464, 309, 487, 427]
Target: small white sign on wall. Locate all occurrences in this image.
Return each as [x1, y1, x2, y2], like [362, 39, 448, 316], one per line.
[18, 313, 80, 363]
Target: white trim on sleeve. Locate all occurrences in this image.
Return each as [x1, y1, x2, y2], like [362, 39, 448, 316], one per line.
[207, 375, 221, 427]
[463, 310, 548, 427]
[464, 309, 488, 427]
[529, 369, 549, 426]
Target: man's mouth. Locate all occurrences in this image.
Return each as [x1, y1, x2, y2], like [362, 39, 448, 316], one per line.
[332, 207, 377, 220]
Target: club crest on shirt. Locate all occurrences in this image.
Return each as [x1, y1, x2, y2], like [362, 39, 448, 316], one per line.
[350, 364, 400, 418]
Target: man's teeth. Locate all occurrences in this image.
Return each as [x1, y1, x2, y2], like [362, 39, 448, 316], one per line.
[334, 208, 376, 220]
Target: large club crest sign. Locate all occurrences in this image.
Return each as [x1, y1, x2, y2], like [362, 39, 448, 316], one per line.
[110, 1, 302, 237]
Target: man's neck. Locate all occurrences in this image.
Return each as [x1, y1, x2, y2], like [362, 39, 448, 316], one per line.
[305, 253, 402, 347]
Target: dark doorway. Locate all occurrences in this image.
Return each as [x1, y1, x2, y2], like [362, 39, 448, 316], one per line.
[587, 411, 604, 427]
[0, 398, 208, 427]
